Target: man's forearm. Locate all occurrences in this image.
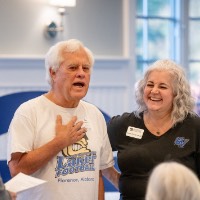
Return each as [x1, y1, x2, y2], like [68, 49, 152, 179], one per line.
[98, 171, 105, 200]
[102, 166, 120, 190]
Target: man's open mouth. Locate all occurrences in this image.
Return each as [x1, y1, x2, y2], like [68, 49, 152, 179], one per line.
[73, 82, 85, 87]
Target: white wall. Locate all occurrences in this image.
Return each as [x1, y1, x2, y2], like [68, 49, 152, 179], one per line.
[0, 0, 137, 117]
[0, 56, 134, 116]
[0, 0, 123, 56]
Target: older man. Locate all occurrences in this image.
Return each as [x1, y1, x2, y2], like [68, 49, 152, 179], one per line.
[7, 39, 119, 200]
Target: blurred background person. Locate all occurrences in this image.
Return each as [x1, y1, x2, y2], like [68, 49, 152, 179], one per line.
[145, 161, 200, 200]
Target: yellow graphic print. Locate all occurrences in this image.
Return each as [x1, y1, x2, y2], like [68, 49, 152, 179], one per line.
[62, 134, 91, 156]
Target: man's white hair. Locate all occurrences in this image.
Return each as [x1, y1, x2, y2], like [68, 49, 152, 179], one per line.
[45, 39, 94, 85]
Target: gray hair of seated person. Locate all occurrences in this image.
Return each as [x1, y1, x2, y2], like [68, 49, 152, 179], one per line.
[145, 162, 200, 200]
[45, 39, 94, 86]
[135, 59, 196, 125]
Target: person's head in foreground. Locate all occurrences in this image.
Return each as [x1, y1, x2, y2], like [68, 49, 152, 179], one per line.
[145, 162, 200, 200]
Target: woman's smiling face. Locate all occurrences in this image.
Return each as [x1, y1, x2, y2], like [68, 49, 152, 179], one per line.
[143, 70, 174, 113]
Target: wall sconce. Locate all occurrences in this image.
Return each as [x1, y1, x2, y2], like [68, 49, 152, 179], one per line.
[46, 0, 76, 38]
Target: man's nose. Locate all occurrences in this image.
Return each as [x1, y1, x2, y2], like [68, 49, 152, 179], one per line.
[76, 66, 85, 78]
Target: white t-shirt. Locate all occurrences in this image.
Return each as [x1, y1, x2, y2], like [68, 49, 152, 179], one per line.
[7, 95, 114, 200]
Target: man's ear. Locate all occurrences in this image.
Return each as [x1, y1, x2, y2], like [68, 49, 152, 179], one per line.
[49, 67, 56, 80]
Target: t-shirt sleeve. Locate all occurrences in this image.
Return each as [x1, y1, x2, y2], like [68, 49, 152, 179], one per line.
[95, 110, 114, 170]
[7, 103, 35, 162]
[100, 133, 115, 170]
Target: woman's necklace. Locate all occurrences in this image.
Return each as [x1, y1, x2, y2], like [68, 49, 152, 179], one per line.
[145, 113, 172, 135]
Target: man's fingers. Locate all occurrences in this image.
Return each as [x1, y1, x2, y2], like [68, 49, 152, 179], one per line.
[57, 115, 78, 127]
[73, 131, 86, 143]
[68, 116, 78, 127]
[73, 120, 84, 130]
[76, 127, 87, 135]
[56, 115, 85, 134]
[56, 115, 62, 126]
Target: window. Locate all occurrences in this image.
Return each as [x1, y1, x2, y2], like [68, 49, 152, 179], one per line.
[136, 0, 180, 81]
[136, 0, 200, 114]
[189, 0, 200, 114]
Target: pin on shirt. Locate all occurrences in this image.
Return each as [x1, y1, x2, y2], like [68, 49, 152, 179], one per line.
[126, 126, 144, 139]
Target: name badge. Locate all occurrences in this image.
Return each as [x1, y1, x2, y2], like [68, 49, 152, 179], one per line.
[126, 126, 144, 139]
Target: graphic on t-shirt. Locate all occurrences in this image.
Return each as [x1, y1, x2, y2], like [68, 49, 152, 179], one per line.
[62, 134, 91, 157]
[174, 137, 189, 148]
[55, 151, 97, 178]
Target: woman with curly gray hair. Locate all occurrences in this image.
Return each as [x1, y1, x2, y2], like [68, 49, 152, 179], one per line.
[135, 59, 196, 125]
[107, 59, 200, 200]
